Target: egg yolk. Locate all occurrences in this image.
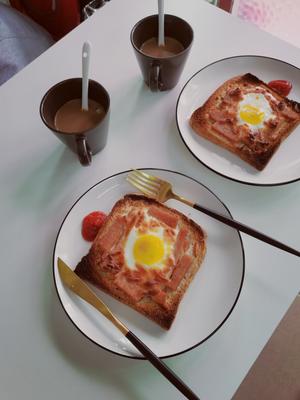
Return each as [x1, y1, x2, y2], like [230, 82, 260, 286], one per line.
[239, 104, 265, 125]
[133, 234, 164, 266]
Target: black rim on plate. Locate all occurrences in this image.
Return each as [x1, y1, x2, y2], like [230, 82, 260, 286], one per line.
[53, 168, 245, 360]
[176, 54, 300, 187]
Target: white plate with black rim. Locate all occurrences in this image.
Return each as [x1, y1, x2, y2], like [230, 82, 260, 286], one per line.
[53, 168, 245, 359]
[176, 55, 300, 186]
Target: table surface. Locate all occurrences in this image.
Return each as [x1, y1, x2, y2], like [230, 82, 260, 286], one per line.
[1, 1, 300, 399]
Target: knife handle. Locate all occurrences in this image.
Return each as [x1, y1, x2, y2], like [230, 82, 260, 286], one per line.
[126, 331, 200, 400]
[57, 258, 200, 399]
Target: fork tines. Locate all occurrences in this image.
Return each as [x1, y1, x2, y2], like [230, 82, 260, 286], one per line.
[126, 169, 160, 198]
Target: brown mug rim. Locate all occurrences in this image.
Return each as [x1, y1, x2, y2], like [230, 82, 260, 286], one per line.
[40, 77, 110, 136]
[130, 14, 194, 60]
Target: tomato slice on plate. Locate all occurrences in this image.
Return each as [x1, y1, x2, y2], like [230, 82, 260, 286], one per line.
[82, 211, 107, 242]
[268, 80, 292, 97]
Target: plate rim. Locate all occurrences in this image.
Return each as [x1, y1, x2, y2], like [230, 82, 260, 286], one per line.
[53, 167, 245, 360]
[176, 54, 300, 187]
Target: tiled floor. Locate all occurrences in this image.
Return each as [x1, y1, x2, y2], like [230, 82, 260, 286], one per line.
[233, 295, 300, 400]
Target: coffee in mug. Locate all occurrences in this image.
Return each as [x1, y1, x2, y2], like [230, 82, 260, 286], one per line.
[40, 78, 110, 166]
[140, 36, 184, 58]
[54, 99, 105, 133]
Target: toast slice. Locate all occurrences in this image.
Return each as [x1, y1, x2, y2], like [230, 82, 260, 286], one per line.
[190, 73, 300, 170]
[75, 194, 206, 329]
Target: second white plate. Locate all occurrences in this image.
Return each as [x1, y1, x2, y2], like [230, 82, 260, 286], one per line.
[176, 55, 300, 186]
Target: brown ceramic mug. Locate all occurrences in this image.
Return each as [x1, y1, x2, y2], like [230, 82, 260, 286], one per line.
[130, 14, 193, 92]
[40, 78, 110, 166]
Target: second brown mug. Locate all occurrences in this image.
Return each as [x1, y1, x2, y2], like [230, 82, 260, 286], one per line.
[130, 14, 194, 92]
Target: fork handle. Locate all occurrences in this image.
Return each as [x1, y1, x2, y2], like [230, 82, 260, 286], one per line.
[193, 203, 300, 257]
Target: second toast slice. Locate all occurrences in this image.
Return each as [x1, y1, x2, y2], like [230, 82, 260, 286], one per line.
[190, 73, 300, 170]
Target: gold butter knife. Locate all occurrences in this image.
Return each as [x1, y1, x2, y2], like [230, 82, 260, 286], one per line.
[57, 257, 200, 400]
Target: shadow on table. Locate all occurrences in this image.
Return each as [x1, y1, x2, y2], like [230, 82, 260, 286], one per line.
[11, 144, 83, 213]
[46, 280, 145, 400]
[110, 75, 168, 137]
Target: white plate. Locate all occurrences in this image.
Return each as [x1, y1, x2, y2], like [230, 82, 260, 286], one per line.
[176, 55, 300, 186]
[53, 169, 244, 359]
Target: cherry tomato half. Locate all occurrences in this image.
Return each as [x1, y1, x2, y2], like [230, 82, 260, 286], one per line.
[82, 211, 107, 242]
[268, 80, 292, 97]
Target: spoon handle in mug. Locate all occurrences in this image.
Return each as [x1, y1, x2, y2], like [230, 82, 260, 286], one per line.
[158, 0, 165, 46]
[82, 41, 91, 110]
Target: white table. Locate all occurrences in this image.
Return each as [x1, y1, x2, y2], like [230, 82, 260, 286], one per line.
[1, 1, 299, 399]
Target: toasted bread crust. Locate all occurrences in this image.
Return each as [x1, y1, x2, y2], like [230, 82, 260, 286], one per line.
[75, 194, 206, 329]
[190, 73, 300, 170]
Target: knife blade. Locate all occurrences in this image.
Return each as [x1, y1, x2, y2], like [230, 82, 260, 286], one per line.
[57, 257, 128, 335]
[57, 257, 200, 400]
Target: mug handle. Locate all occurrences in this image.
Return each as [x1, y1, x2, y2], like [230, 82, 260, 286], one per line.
[149, 62, 162, 92]
[76, 136, 92, 166]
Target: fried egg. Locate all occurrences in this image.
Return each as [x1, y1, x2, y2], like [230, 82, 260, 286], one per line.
[124, 215, 176, 271]
[237, 92, 275, 131]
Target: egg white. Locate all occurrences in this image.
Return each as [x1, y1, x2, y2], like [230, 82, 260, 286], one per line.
[237, 92, 275, 131]
[124, 226, 175, 271]
[124, 213, 177, 270]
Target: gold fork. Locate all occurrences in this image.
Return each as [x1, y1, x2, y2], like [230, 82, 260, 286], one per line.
[127, 169, 300, 258]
